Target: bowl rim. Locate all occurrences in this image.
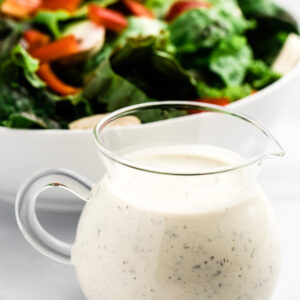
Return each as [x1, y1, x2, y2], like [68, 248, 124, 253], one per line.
[1, 4, 300, 135]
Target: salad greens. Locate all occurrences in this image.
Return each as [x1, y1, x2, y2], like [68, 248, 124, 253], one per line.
[0, 0, 298, 129]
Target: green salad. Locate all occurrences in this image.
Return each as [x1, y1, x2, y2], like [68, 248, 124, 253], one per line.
[0, 0, 299, 129]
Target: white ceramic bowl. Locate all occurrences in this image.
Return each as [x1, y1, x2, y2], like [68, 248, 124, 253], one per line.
[1, 5, 300, 211]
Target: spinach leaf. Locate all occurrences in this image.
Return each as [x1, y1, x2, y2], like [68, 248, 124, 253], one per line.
[83, 58, 149, 112]
[237, 0, 299, 64]
[169, 1, 254, 54]
[237, 0, 298, 32]
[0, 43, 90, 128]
[110, 37, 198, 100]
[0, 81, 61, 129]
[210, 35, 252, 87]
[84, 44, 114, 74]
[0, 19, 23, 60]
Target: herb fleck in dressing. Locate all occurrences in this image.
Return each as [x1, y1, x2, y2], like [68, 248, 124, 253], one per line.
[72, 145, 281, 300]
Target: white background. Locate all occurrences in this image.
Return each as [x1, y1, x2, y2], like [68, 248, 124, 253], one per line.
[1, 0, 300, 299]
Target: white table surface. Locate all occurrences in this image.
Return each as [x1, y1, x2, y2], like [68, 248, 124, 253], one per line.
[1, 1, 300, 299]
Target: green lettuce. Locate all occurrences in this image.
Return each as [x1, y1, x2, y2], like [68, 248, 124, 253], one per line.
[169, 1, 255, 53]
[210, 35, 252, 87]
[246, 60, 281, 89]
[197, 81, 253, 102]
[33, 10, 71, 37]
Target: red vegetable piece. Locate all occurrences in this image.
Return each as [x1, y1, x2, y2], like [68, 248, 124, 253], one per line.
[0, 0, 41, 18]
[123, 0, 154, 18]
[41, 0, 82, 12]
[88, 4, 128, 32]
[188, 98, 230, 114]
[166, 0, 211, 22]
[38, 63, 81, 95]
[23, 29, 50, 50]
[30, 35, 79, 62]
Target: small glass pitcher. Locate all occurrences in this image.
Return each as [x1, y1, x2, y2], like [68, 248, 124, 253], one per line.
[16, 102, 285, 300]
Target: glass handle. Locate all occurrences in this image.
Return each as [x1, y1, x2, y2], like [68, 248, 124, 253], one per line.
[15, 169, 92, 265]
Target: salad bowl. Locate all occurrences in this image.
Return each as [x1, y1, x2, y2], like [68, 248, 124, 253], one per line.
[1, 0, 300, 211]
[1, 62, 300, 212]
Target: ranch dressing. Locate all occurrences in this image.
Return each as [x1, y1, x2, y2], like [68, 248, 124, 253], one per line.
[72, 145, 281, 300]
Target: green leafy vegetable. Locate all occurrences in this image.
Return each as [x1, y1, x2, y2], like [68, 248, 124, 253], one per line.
[117, 17, 167, 46]
[33, 10, 71, 37]
[197, 81, 253, 102]
[0, 19, 23, 60]
[11, 45, 46, 88]
[143, 0, 175, 18]
[0, 0, 296, 129]
[0, 44, 90, 128]
[83, 58, 149, 112]
[169, 1, 254, 53]
[111, 37, 198, 100]
[237, 0, 299, 64]
[237, 0, 298, 32]
[85, 16, 169, 74]
[246, 60, 280, 89]
[210, 35, 252, 87]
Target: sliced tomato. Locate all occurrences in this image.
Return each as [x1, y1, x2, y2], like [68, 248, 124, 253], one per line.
[188, 98, 230, 114]
[123, 0, 154, 18]
[23, 29, 50, 50]
[40, 0, 82, 13]
[88, 4, 128, 32]
[166, 0, 211, 22]
[0, 0, 41, 18]
[38, 63, 80, 95]
[30, 35, 79, 62]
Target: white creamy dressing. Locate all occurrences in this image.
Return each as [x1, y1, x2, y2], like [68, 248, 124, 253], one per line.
[72, 145, 281, 300]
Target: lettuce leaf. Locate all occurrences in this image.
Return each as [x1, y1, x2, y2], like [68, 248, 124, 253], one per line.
[197, 81, 252, 102]
[143, 0, 175, 18]
[169, 1, 254, 54]
[33, 10, 71, 37]
[11, 45, 46, 88]
[210, 35, 252, 87]
[246, 60, 281, 89]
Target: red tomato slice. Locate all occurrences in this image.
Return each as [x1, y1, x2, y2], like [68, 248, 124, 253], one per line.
[166, 0, 211, 22]
[88, 4, 128, 32]
[123, 0, 154, 18]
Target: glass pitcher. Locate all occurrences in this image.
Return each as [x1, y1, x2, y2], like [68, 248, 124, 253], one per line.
[16, 101, 285, 300]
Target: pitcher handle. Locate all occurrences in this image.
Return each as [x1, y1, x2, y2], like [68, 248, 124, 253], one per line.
[15, 169, 92, 265]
